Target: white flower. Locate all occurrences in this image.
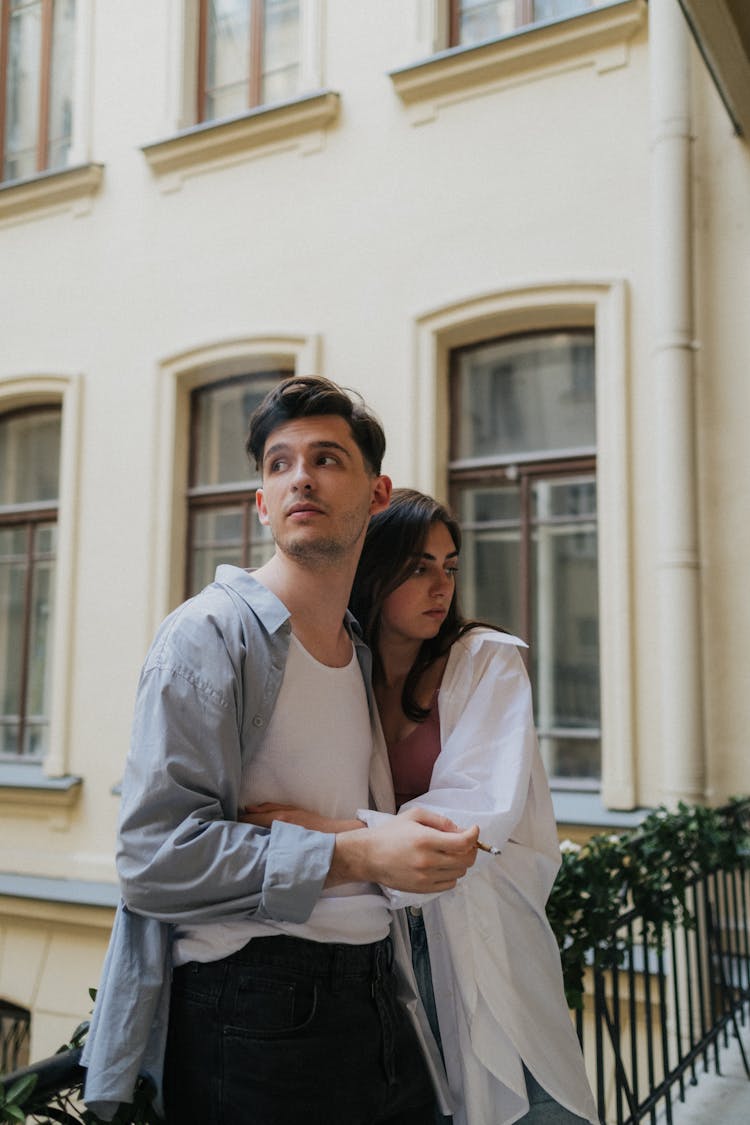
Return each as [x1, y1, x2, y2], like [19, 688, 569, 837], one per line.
[560, 839, 582, 854]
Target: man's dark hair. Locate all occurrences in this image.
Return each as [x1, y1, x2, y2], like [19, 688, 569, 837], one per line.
[245, 375, 386, 475]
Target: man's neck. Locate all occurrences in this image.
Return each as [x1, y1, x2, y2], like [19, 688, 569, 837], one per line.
[252, 552, 356, 667]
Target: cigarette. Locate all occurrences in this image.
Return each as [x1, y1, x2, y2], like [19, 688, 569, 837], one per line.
[476, 840, 501, 856]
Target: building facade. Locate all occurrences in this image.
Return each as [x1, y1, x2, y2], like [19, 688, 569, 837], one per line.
[1, 0, 748, 1067]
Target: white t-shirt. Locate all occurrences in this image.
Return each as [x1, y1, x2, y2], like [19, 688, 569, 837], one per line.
[173, 634, 390, 964]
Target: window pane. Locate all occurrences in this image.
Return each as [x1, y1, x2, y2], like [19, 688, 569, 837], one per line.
[533, 1, 594, 23]
[262, 0, 300, 104]
[24, 522, 56, 758]
[204, 0, 252, 120]
[191, 506, 244, 591]
[192, 373, 283, 488]
[453, 332, 595, 461]
[457, 1, 516, 45]
[0, 527, 25, 740]
[530, 477, 599, 780]
[4, 0, 43, 181]
[455, 484, 521, 635]
[0, 409, 62, 505]
[46, 0, 76, 170]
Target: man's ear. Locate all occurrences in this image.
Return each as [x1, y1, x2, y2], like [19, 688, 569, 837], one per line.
[256, 488, 270, 526]
[370, 475, 392, 515]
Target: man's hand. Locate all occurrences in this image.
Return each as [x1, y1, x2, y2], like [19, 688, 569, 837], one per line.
[327, 806, 479, 892]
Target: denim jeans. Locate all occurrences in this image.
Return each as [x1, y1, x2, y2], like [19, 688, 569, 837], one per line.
[163, 933, 436, 1125]
[407, 908, 453, 1125]
[519, 1068, 593, 1124]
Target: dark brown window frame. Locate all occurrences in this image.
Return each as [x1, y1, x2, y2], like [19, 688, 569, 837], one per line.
[197, 0, 285, 124]
[184, 369, 290, 597]
[0, 404, 60, 760]
[448, 329, 599, 785]
[0, 0, 57, 182]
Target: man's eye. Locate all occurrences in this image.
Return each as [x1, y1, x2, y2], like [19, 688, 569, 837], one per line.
[318, 455, 338, 466]
[270, 459, 287, 472]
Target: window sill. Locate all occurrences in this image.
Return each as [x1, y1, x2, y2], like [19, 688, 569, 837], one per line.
[0, 162, 104, 224]
[141, 90, 341, 191]
[389, 0, 646, 122]
[553, 789, 650, 842]
[0, 762, 82, 817]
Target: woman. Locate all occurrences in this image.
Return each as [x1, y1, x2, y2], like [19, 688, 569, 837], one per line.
[243, 489, 598, 1125]
[347, 489, 598, 1125]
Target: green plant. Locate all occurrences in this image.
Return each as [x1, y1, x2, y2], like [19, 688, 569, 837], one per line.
[546, 798, 750, 1009]
[0, 1075, 38, 1123]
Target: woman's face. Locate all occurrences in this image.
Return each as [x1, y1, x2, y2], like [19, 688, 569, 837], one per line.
[379, 521, 459, 647]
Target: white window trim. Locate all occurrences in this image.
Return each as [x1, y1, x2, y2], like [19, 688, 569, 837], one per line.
[152, 334, 320, 627]
[0, 374, 83, 780]
[390, 0, 647, 124]
[413, 281, 635, 809]
[147, 1, 331, 190]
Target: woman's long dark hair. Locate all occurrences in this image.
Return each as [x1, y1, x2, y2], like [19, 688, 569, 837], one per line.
[350, 488, 500, 722]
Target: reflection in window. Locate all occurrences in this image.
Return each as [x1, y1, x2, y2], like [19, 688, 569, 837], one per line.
[1, 0, 76, 183]
[450, 331, 600, 785]
[449, 0, 604, 48]
[187, 370, 289, 594]
[198, 0, 301, 124]
[0, 406, 61, 759]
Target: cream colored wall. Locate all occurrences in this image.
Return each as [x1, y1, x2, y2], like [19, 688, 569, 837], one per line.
[1, 0, 749, 1059]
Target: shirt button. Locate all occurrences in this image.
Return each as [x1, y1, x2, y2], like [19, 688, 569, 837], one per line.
[252, 715, 264, 727]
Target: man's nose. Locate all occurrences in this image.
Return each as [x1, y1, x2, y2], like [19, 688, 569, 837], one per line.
[290, 459, 314, 490]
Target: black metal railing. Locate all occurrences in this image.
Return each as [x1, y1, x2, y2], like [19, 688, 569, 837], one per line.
[2, 801, 750, 1124]
[573, 802, 750, 1124]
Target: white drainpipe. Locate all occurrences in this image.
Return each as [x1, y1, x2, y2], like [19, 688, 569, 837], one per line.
[650, 0, 705, 804]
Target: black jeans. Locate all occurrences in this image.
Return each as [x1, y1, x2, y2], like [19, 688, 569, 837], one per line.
[164, 933, 436, 1125]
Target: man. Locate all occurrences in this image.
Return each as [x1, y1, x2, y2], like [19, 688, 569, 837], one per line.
[83, 376, 478, 1124]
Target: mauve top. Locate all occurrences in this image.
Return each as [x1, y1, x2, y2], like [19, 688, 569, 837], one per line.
[387, 691, 441, 808]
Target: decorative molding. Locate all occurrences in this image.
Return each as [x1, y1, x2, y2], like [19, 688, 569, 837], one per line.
[389, 0, 646, 123]
[0, 163, 104, 225]
[141, 90, 340, 191]
[412, 279, 636, 810]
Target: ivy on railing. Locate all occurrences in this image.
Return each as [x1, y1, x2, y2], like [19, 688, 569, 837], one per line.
[546, 797, 750, 1009]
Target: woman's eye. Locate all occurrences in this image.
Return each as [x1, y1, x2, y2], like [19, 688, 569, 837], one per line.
[412, 564, 426, 577]
[446, 567, 459, 579]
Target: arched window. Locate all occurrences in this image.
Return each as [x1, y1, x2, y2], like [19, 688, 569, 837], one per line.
[0, 405, 61, 759]
[449, 330, 600, 784]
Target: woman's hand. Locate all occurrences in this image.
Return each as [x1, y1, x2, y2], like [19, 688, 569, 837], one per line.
[240, 802, 365, 834]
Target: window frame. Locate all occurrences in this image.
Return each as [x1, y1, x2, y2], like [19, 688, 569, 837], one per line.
[0, 0, 67, 183]
[184, 368, 291, 596]
[196, 0, 301, 124]
[448, 329, 600, 787]
[412, 281, 634, 808]
[447, 0, 602, 47]
[0, 404, 60, 764]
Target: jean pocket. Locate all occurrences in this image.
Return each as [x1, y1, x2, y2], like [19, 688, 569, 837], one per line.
[224, 973, 318, 1039]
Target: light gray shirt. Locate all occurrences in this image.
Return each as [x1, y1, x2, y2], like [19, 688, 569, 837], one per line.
[82, 565, 399, 1118]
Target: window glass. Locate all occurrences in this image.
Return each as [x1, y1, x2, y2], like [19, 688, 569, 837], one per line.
[452, 1, 601, 47]
[201, 0, 301, 122]
[2, 0, 76, 182]
[450, 331, 599, 785]
[188, 370, 288, 595]
[453, 332, 595, 461]
[4, 0, 43, 181]
[204, 0, 252, 121]
[0, 407, 61, 505]
[0, 407, 60, 761]
[262, 0, 300, 103]
[46, 0, 76, 169]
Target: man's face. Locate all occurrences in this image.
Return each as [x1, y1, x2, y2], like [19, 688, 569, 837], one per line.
[256, 415, 391, 566]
